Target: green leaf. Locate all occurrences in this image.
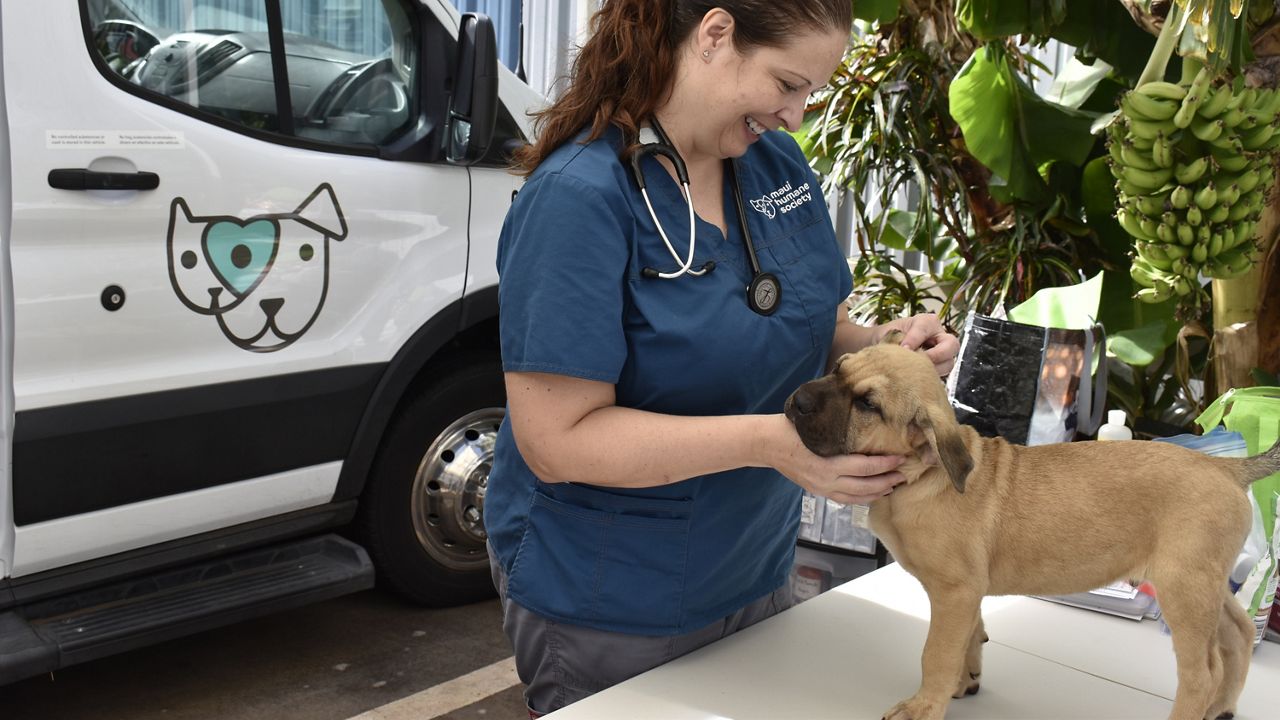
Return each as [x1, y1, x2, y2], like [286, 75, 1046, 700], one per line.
[852, 0, 899, 24]
[877, 209, 917, 250]
[956, 0, 1035, 41]
[1108, 320, 1179, 367]
[1080, 156, 1130, 269]
[949, 45, 1096, 204]
[957, 0, 1157, 82]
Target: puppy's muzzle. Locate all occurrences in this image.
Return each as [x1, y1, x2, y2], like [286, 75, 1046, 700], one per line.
[784, 383, 821, 420]
[785, 375, 850, 457]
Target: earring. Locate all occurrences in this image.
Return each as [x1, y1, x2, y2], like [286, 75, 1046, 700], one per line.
[702, 50, 711, 61]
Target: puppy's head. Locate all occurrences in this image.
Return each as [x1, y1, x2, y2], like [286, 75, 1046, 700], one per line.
[784, 331, 973, 493]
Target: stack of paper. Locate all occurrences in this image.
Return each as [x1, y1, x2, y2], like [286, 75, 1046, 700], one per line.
[1036, 581, 1160, 621]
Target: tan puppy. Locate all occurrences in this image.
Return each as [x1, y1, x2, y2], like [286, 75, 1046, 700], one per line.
[784, 332, 1280, 720]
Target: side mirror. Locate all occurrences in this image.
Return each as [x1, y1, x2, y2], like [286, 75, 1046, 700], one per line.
[446, 13, 499, 164]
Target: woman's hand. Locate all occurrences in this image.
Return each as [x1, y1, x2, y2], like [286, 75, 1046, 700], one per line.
[875, 313, 959, 377]
[761, 415, 904, 505]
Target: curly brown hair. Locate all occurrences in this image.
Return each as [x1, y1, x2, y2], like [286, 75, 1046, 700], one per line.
[511, 0, 853, 176]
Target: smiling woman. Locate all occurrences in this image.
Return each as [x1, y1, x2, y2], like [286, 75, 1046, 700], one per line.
[484, 0, 958, 716]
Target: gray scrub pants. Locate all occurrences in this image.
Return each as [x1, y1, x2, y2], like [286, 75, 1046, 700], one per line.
[489, 544, 794, 716]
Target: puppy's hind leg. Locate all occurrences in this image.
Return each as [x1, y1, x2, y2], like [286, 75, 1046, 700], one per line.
[1157, 584, 1226, 720]
[1203, 588, 1254, 720]
[953, 612, 986, 699]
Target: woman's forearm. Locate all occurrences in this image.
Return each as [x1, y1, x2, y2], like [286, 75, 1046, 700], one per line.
[506, 371, 904, 500]
[517, 405, 793, 487]
[828, 308, 879, 369]
[506, 371, 801, 488]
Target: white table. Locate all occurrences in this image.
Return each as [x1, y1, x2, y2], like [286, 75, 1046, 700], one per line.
[546, 563, 1280, 719]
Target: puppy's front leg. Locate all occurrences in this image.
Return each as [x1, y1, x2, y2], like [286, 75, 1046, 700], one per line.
[884, 590, 983, 720]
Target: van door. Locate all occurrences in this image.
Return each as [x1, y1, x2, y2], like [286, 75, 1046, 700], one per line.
[3, 0, 476, 576]
[0, 7, 15, 581]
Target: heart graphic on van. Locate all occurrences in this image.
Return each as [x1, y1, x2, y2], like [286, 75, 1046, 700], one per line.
[167, 184, 347, 352]
[205, 219, 280, 295]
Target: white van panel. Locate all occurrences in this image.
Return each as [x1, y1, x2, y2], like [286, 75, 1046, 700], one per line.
[4, 1, 473, 411]
[0, 4, 13, 578]
[11, 460, 341, 576]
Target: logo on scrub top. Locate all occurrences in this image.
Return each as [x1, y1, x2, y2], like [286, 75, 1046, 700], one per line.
[165, 183, 348, 353]
[751, 180, 814, 219]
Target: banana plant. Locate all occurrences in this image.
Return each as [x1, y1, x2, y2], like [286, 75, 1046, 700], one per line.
[948, 0, 1280, 407]
[1111, 1, 1280, 392]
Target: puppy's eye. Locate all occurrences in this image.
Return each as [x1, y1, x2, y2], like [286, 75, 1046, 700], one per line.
[854, 396, 881, 415]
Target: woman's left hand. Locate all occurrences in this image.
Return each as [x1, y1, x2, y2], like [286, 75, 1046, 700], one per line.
[875, 313, 959, 377]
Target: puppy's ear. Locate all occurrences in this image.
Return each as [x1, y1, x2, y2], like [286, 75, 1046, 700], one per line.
[880, 329, 905, 346]
[914, 401, 973, 494]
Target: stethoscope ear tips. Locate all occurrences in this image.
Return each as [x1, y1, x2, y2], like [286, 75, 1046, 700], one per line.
[641, 267, 661, 279]
[700, 261, 716, 274]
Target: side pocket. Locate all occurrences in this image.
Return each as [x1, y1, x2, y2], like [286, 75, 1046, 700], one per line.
[507, 486, 692, 634]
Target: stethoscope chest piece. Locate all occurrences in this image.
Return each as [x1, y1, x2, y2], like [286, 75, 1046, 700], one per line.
[748, 273, 781, 316]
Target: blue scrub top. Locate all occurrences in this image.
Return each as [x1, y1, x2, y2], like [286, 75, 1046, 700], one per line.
[486, 125, 853, 636]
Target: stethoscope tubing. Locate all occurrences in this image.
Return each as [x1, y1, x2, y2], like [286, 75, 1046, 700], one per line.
[630, 119, 780, 315]
[639, 183, 706, 278]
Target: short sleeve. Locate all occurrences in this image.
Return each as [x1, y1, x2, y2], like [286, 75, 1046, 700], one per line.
[836, 245, 854, 302]
[497, 171, 630, 383]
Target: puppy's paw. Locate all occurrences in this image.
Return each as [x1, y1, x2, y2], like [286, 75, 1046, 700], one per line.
[882, 696, 946, 720]
[951, 672, 980, 699]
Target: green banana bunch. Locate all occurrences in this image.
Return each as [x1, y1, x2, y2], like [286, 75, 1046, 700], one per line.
[1110, 67, 1280, 311]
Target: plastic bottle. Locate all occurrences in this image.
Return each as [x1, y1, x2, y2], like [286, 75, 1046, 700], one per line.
[1097, 410, 1133, 441]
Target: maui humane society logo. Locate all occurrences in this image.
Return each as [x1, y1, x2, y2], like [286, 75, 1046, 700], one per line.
[750, 180, 813, 219]
[166, 183, 347, 352]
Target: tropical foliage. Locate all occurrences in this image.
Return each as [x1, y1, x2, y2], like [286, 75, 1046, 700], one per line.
[801, 0, 1280, 430]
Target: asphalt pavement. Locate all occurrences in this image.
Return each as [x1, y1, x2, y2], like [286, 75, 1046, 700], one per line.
[0, 588, 527, 720]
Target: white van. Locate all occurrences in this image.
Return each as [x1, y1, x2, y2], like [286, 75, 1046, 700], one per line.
[0, 0, 541, 683]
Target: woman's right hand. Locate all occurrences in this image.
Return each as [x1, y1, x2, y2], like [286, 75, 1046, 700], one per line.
[760, 414, 904, 505]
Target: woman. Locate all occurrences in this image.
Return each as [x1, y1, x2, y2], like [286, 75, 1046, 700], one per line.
[486, 0, 959, 714]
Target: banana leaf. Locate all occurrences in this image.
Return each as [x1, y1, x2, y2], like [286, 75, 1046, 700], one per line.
[949, 44, 1096, 204]
[1046, 57, 1113, 109]
[956, 0, 1157, 81]
[1079, 154, 1180, 342]
[956, 0, 1066, 39]
[852, 0, 900, 24]
[1110, 320, 1181, 366]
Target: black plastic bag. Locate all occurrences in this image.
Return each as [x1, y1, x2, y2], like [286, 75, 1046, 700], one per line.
[946, 312, 1108, 446]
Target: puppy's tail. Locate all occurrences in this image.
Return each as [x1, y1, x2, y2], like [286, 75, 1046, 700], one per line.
[1238, 439, 1280, 487]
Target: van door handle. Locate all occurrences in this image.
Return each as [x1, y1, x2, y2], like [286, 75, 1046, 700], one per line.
[48, 168, 160, 191]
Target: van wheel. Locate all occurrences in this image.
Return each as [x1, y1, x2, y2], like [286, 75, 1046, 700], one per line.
[358, 354, 505, 606]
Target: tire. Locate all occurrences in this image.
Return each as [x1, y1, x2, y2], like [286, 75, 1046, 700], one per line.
[357, 353, 505, 606]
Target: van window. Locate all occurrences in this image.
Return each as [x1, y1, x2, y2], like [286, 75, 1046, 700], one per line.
[86, 0, 418, 147]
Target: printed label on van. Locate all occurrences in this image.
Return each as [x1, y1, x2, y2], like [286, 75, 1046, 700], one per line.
[166, 183, 348, 352]
[47, 130, 185, 149]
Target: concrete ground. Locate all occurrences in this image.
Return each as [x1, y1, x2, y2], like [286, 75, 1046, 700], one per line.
[0, 588, 528, 720]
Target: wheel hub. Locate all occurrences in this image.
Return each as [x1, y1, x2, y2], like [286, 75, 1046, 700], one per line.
[411, 408, 504, 572]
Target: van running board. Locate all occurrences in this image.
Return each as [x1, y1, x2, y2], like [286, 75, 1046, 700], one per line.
[0, 534, 374, 684]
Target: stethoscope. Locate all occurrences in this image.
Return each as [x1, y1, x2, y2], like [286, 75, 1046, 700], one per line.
[627, 119, 781, 316]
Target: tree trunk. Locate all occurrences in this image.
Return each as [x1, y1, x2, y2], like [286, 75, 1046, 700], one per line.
[1212, 29, 1280, 386]
[1257, 198, 1280, 377]
[1212, 160, 1276, 389]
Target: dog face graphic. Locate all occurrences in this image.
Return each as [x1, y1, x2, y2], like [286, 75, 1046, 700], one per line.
[166, 183, 347, 352]
[750, 196, 777, 219]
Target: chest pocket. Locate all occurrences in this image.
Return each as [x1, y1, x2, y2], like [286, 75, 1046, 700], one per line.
[766, 219, 845, 350]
